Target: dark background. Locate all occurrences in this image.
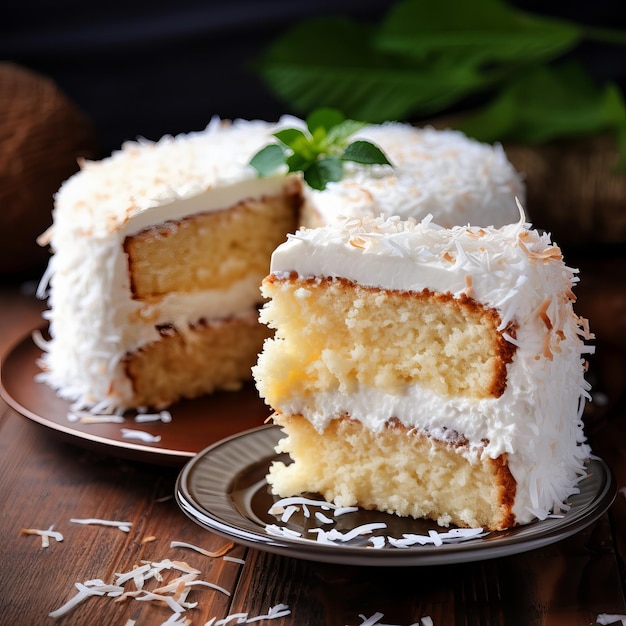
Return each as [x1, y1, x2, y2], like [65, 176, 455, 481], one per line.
[1, 1, 625, 282]
[2, 0, 625, 156]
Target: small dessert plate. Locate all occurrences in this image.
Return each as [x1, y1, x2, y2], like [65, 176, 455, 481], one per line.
[175, 424, 616, 567]
[0, 328, 271, 466]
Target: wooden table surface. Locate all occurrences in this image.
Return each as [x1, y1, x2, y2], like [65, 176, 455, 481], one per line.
[1, 253, 626, 626]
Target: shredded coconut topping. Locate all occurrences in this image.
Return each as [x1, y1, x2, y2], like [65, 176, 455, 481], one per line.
[265, 496, 487, 549]
[261, 212, 593, 525]
[36, 115, 523, 416]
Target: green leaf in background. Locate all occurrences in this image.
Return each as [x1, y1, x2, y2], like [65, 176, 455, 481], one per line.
[255, 16, 488, 122]
[457, 63, 626, 145]
[377, 0, 582, 67]
[253, 0, 626, 164]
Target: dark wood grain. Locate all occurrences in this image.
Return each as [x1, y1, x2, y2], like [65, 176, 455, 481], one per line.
[1, 261, 625, 626]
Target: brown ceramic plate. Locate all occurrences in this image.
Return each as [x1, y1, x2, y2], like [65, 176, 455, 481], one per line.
[0, 328, 271, 466]
[176, 425, 617, 566]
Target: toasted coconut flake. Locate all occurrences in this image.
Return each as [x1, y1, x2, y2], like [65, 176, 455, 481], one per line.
[141, 535, 157, 544]
[517, 234, 563, 261]
[152, 573, 199, 594]
[537, 299, 553, 330]
[464, 274, 473, 298]
[542, 333, 554, 360]
[20, 525, 64, 547]
[223, 556, 246, 565]
[349, 236, 367, 249]
[169, 540, 234, 557]
[134, 590, 185, 613]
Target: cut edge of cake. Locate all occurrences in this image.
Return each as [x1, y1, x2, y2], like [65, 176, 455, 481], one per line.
[252, 212, 594, 531]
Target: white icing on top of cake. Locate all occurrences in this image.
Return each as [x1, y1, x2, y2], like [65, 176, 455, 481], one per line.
[264, 213, 593, 525]
[45, 116, 524, 242]
[308, 123, 524, 228]
[36, 116, 524, 413]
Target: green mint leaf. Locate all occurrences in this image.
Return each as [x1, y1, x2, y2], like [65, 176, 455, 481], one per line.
[273, 127, 310, 150]
[327, 120, 368, 147]
[303, 156, 344, 191]
[249, 144, 286, 177]
[343, 140, 392, 166]
[249, 107, 393, 189]
[306, 108, 345, 133]
[285, 150, 314, 173]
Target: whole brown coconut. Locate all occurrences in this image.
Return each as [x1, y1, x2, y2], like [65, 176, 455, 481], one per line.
[0, 62, 99, 279]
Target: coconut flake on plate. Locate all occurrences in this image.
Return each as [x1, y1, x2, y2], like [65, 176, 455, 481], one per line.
[134, 410, 172, 423]
[120, 428, 162, 443]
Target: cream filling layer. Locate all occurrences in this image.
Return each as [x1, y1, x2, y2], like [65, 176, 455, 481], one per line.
[126, 275, 264, 352]
[275, 378, 589, 525]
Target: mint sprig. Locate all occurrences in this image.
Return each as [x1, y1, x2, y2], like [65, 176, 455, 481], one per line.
[249, 108, 391, 190]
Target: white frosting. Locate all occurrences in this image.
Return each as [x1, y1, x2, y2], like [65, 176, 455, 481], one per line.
[260, 214, 593, 525]
[37, 116, 524, 413]
[308, 123, 525, 228]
